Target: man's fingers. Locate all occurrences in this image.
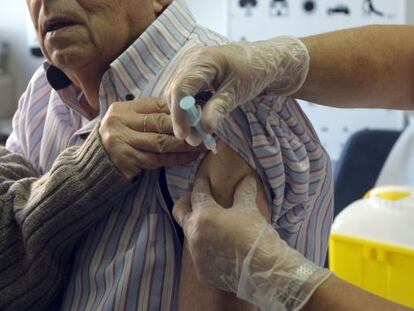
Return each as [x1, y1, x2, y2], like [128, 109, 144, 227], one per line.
[129, 97, 170, 114]
[232, 175, 258, 209]
[173, 194, 193, 229]
[110, 144, 145, 181]
[126, 131, 203, 153]
[124, 113, 174, 134]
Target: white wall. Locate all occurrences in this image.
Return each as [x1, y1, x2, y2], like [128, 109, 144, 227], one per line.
[0, 0, 227, 109]
[0, 0, 43, 111]
[186, 0, 228, 35]
[1, 0, 414, 115]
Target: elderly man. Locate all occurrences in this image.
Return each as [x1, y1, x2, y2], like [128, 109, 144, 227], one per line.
[0, 0, 333, 310]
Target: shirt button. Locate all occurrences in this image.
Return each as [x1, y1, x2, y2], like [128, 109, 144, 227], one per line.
[125, 94, 135, 101]
[80, 133, 89, 140]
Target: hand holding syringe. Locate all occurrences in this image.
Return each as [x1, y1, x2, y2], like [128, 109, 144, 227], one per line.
[180, 96, 218, 154]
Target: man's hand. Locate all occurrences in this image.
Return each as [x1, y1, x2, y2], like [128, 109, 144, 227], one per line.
[99, 98, 202, 181]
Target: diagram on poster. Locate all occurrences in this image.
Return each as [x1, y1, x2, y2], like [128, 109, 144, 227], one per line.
[239, 0, 258, 16]
[270, 0, 289, 16]
[363, 0, 388, 17]
[302, 1, 317, 14]
[327, 4, 351, 15]
[230, 0, 405, 41]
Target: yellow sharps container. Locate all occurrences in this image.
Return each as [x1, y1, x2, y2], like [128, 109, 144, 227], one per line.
[329, 186, 414, 308]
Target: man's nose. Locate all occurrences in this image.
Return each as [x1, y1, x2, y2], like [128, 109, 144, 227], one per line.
[27, 0, 42, 13]
[30, 0, 42, 5]
[28, 0, 57, 9]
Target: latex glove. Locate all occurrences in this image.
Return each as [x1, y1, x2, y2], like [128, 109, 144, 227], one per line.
[165, 36, 310, 146]
[173, 176, 331, 311]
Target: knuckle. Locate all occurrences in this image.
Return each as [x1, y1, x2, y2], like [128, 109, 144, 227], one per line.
[155, 99, 167, 113]
[102, 113, 119, 128]
[104, 132, 118, 146]
[107, 102, 121, 114]
[156, 114, 171, 133]
[155, 134, 170, 153]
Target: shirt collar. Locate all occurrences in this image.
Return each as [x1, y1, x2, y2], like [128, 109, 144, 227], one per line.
[45, 0, 196, 117]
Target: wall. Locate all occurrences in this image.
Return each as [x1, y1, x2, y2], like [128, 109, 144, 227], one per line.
[0, 0, 43, 110]
[1, 0, 414, 117]
[186, 0, 228, 35]
[0, 0, 226, 108]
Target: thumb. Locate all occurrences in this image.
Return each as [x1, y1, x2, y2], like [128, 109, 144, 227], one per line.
[185, 129, 203, 147]
[191, 177, 221, 212]
[202, 91, 236, 133]
[232, 175, 258, 210]
[172, 194, 192, 229]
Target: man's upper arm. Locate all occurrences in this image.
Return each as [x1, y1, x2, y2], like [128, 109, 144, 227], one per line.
[176, 96, 333, 310]
[178, 140, 271, 311]
[196, 140, 270, 221]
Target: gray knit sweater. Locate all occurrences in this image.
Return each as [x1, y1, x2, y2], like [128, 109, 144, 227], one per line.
[0, 126, 132, 310]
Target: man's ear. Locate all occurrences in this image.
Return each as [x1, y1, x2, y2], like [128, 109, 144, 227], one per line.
[153, 0, 172, 15]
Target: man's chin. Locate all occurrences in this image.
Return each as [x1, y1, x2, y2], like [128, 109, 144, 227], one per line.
[48, 47, 93, 72]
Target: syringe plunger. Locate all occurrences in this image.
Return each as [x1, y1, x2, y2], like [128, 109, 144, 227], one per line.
[180, 96, 217, 154]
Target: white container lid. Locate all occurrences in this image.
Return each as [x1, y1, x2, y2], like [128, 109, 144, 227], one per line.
[331, 186, 414, 250]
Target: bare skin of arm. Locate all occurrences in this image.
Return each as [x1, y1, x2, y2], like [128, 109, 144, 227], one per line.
[304, 275, 412, 311]
[296, 25, 414, 110]
[178, 141, 271, 310]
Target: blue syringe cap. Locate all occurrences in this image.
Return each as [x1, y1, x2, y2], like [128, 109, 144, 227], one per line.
[179, 95, 196, 110]
[180, 96, 200, 125]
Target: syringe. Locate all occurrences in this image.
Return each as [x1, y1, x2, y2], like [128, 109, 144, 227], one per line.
[180, 96, 217, 154]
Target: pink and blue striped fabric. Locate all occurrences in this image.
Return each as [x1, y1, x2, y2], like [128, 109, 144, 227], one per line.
[6, 1, 333, 310]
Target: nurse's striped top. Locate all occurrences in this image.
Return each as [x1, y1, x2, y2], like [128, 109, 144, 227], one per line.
[5, 0, 333, 309]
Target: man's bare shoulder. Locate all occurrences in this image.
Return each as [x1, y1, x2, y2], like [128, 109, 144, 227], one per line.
[195, 140, 270, 219]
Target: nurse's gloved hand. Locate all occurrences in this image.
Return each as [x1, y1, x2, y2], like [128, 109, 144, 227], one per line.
[165, 36, 310, 146]
[173, 175, 331, 311]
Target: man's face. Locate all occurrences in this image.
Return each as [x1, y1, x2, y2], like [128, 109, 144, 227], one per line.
[27, 0, 158, 72]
